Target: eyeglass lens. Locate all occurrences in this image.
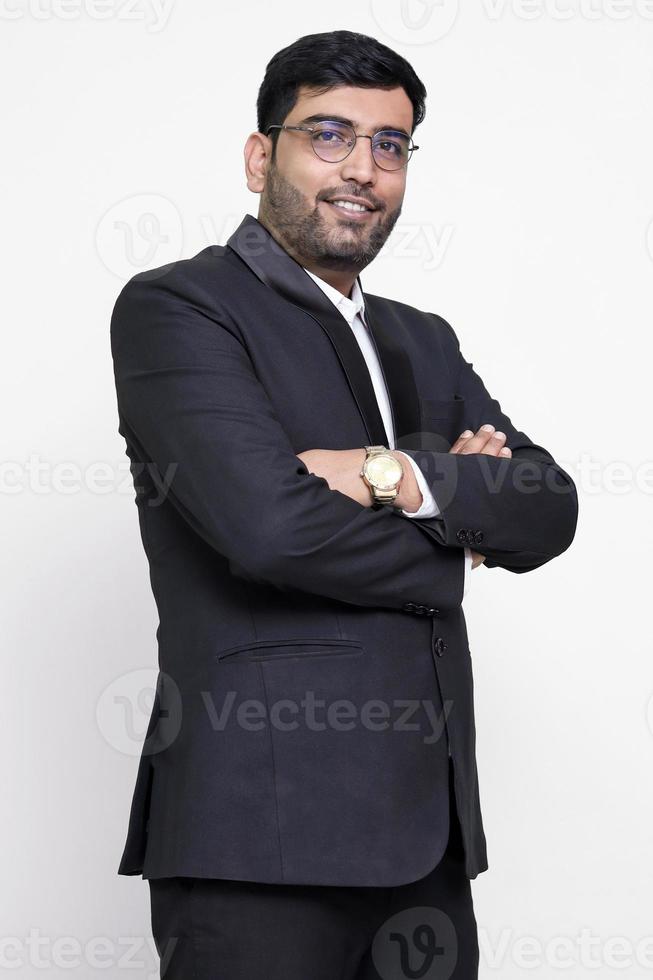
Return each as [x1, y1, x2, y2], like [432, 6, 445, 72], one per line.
[310, 122, 411, 169]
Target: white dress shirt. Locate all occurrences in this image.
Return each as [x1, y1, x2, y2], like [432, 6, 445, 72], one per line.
[302, 267, 472, 598]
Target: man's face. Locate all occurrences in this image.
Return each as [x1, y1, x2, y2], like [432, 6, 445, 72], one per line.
[255, 85, 413, 274]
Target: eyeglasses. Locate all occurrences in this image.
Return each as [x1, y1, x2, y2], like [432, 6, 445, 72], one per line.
[265, 120, 420, 172]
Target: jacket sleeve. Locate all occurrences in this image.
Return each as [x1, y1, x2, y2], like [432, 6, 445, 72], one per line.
[110, 273, 465, 611]
[397, 315, 578, 573]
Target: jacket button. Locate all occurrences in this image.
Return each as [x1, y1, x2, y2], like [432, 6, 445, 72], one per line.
[456, 529, 467, 544]
[415, 604, 428, 615]
[403, 602, 417, 613]
[474, 530, 484, 544]
[426, 607, 439, 617]
[434, 637, 447, 656]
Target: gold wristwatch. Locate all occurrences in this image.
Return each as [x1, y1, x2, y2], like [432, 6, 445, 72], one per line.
[360, 445, 404, 508]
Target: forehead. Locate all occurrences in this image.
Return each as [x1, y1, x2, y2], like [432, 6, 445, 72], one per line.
[288, 84, 414, 133]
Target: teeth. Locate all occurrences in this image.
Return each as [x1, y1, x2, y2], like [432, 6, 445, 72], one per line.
[330, 200, 369, 212]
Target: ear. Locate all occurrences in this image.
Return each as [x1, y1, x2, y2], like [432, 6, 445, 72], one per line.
[244, 132, 272, 193]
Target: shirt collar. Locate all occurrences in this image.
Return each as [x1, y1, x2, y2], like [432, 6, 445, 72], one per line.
[302, 268, 367, 329]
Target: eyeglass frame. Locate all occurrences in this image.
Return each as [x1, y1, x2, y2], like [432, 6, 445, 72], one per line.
[265, 121, 420, 171]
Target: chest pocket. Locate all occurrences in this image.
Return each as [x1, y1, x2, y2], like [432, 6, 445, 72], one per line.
[419, 395, 466, 448]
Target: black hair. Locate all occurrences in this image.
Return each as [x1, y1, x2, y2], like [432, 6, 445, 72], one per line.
[256, 30, 427, 161]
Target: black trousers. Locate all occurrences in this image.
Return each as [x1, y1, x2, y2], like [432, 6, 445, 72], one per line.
[148, 762, 479, 979]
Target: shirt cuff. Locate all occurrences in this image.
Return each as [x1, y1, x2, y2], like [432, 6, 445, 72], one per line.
[395, 451, 442, 519]
[463, 546, 472, 597]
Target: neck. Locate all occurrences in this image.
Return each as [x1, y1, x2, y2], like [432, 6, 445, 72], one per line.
[301, 264, 356, 299]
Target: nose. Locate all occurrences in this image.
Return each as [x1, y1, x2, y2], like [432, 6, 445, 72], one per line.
[337, 134, 378, 185]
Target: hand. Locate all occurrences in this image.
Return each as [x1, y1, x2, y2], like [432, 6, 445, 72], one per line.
[470, 550, 485, 569]
[451, 424, 511, 570]
[297, 448, 373, 507]
[449, 424, 512, 459]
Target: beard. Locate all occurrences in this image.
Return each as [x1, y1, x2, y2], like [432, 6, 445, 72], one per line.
[258, 161, 402, 273]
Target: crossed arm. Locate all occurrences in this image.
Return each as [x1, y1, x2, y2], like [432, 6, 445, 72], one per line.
[297, 425, 515, 572]
[111, 276, 577, 611]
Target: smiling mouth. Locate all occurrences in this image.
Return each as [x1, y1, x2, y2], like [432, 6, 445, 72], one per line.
[323, 200, 377, 220]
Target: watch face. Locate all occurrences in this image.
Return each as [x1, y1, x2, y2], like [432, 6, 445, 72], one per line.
[365, 454, 403, 490]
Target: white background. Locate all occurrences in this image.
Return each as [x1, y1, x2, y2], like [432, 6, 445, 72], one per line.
[2, 1, 652, 977]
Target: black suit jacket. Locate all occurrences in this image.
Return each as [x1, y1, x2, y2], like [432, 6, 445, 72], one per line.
[110, 212, 578, 885]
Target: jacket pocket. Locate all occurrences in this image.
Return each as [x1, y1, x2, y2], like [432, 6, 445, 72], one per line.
[216, 637, 364, 664]
[420, 395, 465, 417]
[419, 396, 466, 447]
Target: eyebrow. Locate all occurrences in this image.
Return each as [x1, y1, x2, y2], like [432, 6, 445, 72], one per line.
[298, 113, 411, 139]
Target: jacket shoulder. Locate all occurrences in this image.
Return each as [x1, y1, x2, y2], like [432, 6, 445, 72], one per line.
[109, 245, 250, 357]
[110, 244, 246, 315]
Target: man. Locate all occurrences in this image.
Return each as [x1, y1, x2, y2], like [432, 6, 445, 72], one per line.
[110, 29, 578, 980]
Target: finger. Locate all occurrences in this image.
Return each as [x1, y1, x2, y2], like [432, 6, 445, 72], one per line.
[477, 430, 508, 457]
[449, 429, 475, 454]
[457, 424, 500, 455]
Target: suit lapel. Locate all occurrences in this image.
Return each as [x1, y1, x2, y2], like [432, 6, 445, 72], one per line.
[225, 213, 421, 448]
